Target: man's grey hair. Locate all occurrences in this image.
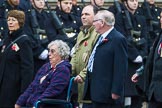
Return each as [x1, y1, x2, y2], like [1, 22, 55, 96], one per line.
[48, 40, 70, 60]
[96, 10, 115, 26]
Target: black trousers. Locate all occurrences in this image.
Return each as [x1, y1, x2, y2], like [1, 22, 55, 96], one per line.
[130, 96, 143, 108]
[92, 101, 124, 108]
[83, 103, 93, 108]
[148, 96, 162, 108]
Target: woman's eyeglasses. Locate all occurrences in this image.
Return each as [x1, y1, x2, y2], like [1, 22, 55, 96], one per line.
[48, 49, 56, 54]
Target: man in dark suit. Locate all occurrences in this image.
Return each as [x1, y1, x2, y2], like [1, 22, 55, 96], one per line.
[83, 10, 128, 108]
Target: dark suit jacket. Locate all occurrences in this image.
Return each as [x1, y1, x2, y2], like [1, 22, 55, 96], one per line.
[84, 28, 128, 104]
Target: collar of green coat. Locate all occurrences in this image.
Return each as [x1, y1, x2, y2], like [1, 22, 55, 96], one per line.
[80, 25, 95, 35]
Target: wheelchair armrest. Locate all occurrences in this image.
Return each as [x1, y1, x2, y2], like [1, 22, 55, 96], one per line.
[40, 98, 70, 104]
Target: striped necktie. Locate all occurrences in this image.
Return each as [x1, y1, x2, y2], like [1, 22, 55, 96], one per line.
[87, 36, 103, 72]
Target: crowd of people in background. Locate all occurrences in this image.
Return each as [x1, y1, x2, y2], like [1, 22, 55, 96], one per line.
[0, 0, 162, 108]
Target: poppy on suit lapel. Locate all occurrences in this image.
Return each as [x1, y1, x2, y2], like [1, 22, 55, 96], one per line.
[102, 38, 108, 43]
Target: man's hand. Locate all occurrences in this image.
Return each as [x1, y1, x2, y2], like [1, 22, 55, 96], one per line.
[74, 75, 83, 83]
[131, 73, 139, 83]
[112, 93, 120, 100]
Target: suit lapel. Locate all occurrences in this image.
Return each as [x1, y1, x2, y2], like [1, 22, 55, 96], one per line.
[98, 29, 114, 46]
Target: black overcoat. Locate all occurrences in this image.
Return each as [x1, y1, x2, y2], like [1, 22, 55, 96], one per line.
[0, 29, 34, 107]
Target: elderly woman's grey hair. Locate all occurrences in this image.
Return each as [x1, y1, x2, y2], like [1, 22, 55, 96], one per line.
[48, 40, 70, 60]
[96, 10, 115, 26]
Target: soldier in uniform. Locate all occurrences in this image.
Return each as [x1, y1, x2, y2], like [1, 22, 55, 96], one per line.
[24, 0, 68, 73]
[71, 0, 83, 17]
[0, 0, 30, 11]
[114, 0, 148, 107]
[138, 0, 162, 50]
[55, 0, 82, 48]
[19, 0, 31, 12]
[90, 0, 105, 10]
[108, 0, 124, 15]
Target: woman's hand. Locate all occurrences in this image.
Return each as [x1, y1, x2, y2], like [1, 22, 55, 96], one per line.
[112, 93, 120, 100]
[15, 104, 21, 108]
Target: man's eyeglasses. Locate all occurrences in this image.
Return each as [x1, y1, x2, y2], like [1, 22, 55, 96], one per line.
[93, 19, 102, 23]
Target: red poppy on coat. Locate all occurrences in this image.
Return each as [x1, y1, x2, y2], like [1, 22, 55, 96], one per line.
[84, 41, 88, 46]
[11, 43, 19, 51]
[12, 44, 16, 51]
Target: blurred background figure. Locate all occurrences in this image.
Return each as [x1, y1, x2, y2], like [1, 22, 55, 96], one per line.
[108, 0, 124, 15]
[0, 0, 30, 11]
[90, 0, 105, 10]
[55, 0, 82, 48]
[0, 0, 30, 43]
[71, 0, 83, 17]
[0, 10, 34, 108]
[24, 0, 69, 73]
[15, 40, 71, 108]
[138, 0, 162, 51]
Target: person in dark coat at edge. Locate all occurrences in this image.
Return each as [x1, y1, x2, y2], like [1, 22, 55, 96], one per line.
[83, 10, 128, 108]
[0, 10, 34, 108]
[15, 40, 71, 108]
[24, 0, 69, 73]
[132, 12, 162, 108]
[112, 0, 149, 107]
[55, 0, 82, 48]
[0, 0, 31, 44]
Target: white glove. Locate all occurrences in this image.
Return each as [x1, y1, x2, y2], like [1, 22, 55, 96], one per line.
[133, 55, 143, 63]
[125, 97, 131, 106]
[38, 49, 48, 60]
[66, 32, 76, 38]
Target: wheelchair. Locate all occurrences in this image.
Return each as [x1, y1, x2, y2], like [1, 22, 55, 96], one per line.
[34, 77, 75, 108]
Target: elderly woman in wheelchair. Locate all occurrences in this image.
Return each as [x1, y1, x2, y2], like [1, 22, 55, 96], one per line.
[15, 40, 72, 108]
